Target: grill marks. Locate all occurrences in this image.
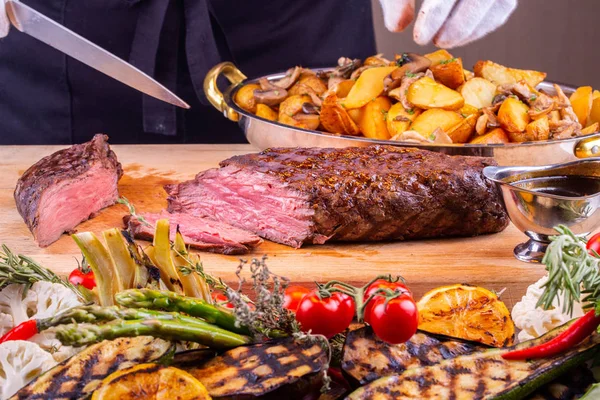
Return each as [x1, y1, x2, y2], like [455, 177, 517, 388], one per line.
[11, 337, 173, 400]
[182, 338, 327, 399]
[342, 327, 486, 385]
[347, 332, 600, 400]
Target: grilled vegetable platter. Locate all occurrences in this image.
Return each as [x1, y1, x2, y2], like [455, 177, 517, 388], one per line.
[1, 211, 600, 400]
[232, 50, 600, 145]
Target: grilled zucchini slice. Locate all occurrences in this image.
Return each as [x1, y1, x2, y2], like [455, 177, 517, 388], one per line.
[181, 337, 327, 399]
[347, 323, 600, 400]
[342, 326, 487, 385]
[11, 336, 174, 400]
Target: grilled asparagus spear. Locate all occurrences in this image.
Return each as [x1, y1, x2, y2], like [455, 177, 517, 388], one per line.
[54, 318, 251, 349]
[116, 288, 250, 335]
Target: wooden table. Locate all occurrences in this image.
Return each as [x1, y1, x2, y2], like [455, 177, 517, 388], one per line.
[0, 144, 547, 309]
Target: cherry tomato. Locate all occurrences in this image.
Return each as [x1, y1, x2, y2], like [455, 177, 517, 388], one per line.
[363, 279, 411, 324]
[211, 292, 235, 309]
[367, 293, 418, 344]
[68, 267, 96, 290]
[283, 285, 311, 312]
[587, 232, 600, 256]
[295, 290, 355, 338]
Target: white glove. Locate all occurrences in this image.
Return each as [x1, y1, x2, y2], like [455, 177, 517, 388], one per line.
[379, 0, 518, 48]
[0, 0, 10, 39]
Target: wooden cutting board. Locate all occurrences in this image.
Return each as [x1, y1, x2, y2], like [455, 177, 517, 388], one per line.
[0, 144, 547, 309]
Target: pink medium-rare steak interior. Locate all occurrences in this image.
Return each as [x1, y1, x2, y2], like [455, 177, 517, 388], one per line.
[125, 211, 262, 255]
[166, 165, 316, 248]
[14, 134, 122, 247]
[36, 165, 119, 246]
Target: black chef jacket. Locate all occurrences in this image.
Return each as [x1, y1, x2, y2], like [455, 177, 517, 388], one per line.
[0, 0, 376, 145]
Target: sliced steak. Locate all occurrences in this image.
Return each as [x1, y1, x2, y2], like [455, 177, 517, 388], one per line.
[14, 134, 122, 247]
[166, 146, 509, 248]
[124, 211, 262, 255]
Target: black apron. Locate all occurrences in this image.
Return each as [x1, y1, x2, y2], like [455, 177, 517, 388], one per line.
[0, 0, 376, 145]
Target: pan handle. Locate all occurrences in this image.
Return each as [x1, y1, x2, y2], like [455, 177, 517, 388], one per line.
[574, 134, 600, 158]
[203, 62, 247, 122]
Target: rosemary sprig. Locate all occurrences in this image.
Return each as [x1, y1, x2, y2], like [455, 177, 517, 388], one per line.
[0, 244, 83, 298]
[117, 196, 152, 228]
[537, 225, 600, 315]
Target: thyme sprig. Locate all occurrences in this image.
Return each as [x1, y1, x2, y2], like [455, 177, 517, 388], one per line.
[537, 225, 600, 315]
[0, 244, 83, 298]
[117, 196, 152, 228]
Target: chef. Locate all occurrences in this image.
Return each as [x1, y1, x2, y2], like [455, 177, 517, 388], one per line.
[0, 0, 516, 145]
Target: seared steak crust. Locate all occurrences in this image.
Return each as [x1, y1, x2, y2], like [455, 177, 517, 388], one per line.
[14, 134, 123, 246]
[167, 146, 509, 247]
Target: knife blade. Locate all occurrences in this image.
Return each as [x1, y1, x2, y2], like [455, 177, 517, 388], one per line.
[5, 0, 190, 109]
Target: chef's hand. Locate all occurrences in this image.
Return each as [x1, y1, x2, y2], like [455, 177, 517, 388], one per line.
[379, 0, 518, 48]
[0, 0, 10, 39]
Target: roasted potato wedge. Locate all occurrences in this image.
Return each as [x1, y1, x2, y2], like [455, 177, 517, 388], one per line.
[279, 95, 320, 130]
[424, 49, 454, 66]
[255, 104, 278, 121]
[410, 109, 463, 139]
[446, 113, 478, 143]
[386, 103, 421, 137]
[234, 83, 261, 113]
[430, 58, 465, 90]
[569, 86, 593, 127]
[459, 78, 496, 109]
[320, 93, 361, 135]
[359, 96, 392, 140]
[343, 66, 397, 109]
[582, 122, 599, 135]
[521, 115, 550, 141]
[407, 77, 464, 111]
[333, 80, 356, 98]
[498, 97, 530, 132]
[347, 108, 363, 125]
[289, 75, 327, 96]
[589, 97, 600, 127]
[470, 128, 510, 144]
[458, 104, 480, 117]
[474, 60, 546, 88]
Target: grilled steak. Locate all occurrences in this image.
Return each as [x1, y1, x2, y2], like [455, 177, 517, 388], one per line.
[125, 211, 262, 255]
[180, 338, 327, 399]
[342, 326, 486, 385]
[166, 146, 508, 248]
[14, 134, 122, 247]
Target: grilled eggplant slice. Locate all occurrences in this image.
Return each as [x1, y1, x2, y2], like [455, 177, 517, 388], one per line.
[347, 323, 600, 400]
[182, 337, 327, 399]
[11, 336, 174, 400]
[342, 326, 487, 385]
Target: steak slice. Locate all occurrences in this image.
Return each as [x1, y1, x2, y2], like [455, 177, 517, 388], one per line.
[166, 146, 509, 248]
[14, 134, 123, 247]
[124, 211, 262, 255]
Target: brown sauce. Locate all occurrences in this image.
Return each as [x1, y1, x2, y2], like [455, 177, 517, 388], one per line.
[512, 175, 600, 197]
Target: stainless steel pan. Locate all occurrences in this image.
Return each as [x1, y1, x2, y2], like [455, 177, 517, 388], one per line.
[204, 62, 600, 166]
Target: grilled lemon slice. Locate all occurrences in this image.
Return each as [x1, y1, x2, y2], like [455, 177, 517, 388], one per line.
[417, 284, 515, 347]
[92, 363, 211, 400]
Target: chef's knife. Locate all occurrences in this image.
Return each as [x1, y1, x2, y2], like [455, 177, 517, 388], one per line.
[5, 0, 190, 109]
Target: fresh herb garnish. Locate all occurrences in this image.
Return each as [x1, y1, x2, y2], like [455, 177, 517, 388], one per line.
[439, 58, 457, 65]
[117, 197, 152, 228]
[395, 53, 410, 67]
[405, 72, 417, 78]
[530, 95, 538, 102]
[406, 108, 415, 115]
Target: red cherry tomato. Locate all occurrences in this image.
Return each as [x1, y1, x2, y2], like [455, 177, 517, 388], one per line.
[68, 268, 96, 290]
[587, 232, 600, 256]
[295, 290, 355, 338]
[363, 279, 411, 324]
[367, 293, 418, 344]
[283, 285, 311, 312]
[211, 292, 235, 309]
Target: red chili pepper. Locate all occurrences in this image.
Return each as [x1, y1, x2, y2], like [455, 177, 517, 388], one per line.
[502, 309, 600, 360]
[0, 320, 39, 344]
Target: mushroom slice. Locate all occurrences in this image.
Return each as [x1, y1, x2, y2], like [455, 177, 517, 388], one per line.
[389, 73, 424, 110]
[482, 107, 500, 128]
[259, 77, 279, 91]
[552, 120, 578, 139]
[529, 93, 555, 119]
[384, 53, 432, 92]
[302, 102, 320, 115]
[272, 66, 302, 89]
[553, 84, 582, 128]
[476, 114, 489, 136]
[253, 88, 288, 107]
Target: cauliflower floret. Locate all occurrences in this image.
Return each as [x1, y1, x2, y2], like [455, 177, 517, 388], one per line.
[31, 330, 81, 363]
[0, 340, 57, 400]
[0, 313, 13, 336]
[512, 275, 585, 342]
[0, 281, 82, 333]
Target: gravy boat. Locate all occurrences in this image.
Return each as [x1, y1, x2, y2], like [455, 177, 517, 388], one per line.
[483, 159, 600, 263]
